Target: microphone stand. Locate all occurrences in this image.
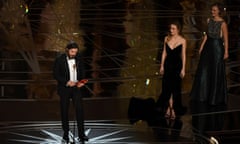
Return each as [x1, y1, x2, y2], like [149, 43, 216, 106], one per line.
[71, 79, 93, 144]
[71, 64, 76, 144]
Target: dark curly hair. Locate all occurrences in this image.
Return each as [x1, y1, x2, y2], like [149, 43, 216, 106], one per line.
[66, 41, 79, 49]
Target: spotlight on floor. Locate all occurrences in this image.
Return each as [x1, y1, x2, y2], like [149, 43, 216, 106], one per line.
[210, 136, 219, 144]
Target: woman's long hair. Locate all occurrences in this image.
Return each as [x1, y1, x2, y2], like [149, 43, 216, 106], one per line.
[167, 20, 183, 36]
[211, 2, 227, 21]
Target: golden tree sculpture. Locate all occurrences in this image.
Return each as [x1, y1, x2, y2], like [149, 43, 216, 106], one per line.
[119, 0, 160, 99]
[38, 0, 84, 52]
[0, 0, 40, 73]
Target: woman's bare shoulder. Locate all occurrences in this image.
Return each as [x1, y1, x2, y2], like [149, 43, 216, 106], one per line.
[179, 36, 186, 43]
[164, 35, 170, 42]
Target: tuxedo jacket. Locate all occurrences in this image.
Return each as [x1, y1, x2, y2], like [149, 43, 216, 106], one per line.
[53, 53, 85, 89]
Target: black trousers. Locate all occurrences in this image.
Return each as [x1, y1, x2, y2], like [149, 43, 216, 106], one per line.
[59, 86, 85, 137]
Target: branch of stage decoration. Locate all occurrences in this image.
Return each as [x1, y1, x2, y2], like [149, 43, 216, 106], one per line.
[76, 79, 96, 96]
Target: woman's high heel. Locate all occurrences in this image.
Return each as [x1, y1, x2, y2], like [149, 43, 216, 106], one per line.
[165, 106, 171, 118]
[170, 107, 176, 120]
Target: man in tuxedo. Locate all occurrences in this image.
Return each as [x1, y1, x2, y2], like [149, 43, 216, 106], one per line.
[53, 41, 89, 143]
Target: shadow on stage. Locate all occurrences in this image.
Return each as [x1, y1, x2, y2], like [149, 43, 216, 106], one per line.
[127, 97, 186, 142]
[191, 100, 227, 143]
[127, 97, 232, 143]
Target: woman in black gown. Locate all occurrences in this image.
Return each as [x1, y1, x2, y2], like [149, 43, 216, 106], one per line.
[190, 3, 228, 106]
[157, 21, 187, 120]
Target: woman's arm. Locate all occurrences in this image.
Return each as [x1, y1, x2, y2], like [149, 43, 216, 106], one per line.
[199, 34, 207, 54]
[181, 38, 187, 78]
[222, 21, 229, 59]
[160, 36, 168, 75]
[199, 18, 209, 54]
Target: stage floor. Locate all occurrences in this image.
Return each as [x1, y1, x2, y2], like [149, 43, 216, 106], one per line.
[0, 112, 240, 144]
[0, 97, 240, 143]
[0, 119, 203, 144]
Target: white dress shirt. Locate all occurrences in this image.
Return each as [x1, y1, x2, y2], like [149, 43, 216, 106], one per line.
[67, 57, 77, 82]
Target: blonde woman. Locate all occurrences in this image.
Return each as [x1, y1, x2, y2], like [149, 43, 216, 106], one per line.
[190, 2, 228, 106]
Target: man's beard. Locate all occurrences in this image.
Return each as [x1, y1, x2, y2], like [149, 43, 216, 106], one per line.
[68, 55, 76, 59]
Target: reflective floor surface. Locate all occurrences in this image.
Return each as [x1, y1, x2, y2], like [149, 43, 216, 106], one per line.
[0, 97, 240, 144]
[0, 110, 240, 144]
[0, 120, 202, 144]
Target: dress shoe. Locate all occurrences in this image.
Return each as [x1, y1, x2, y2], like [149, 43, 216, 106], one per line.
[62, 133, 69, 143]
[62, 138, 69, 144]
[78, 135, 89, 142]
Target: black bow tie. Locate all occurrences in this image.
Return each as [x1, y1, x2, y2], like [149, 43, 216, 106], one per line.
[68, 57, 75, 60]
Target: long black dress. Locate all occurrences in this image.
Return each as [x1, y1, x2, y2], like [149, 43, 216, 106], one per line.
[157, 43, 184, 115]
[190, 19, 227, 105]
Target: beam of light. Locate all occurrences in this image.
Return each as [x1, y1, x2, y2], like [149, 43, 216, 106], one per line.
[210, 136, 219, 144]
[9, 128, 131, 143]
[89, 129, 130, 141]
[41, 130, 62, 142]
